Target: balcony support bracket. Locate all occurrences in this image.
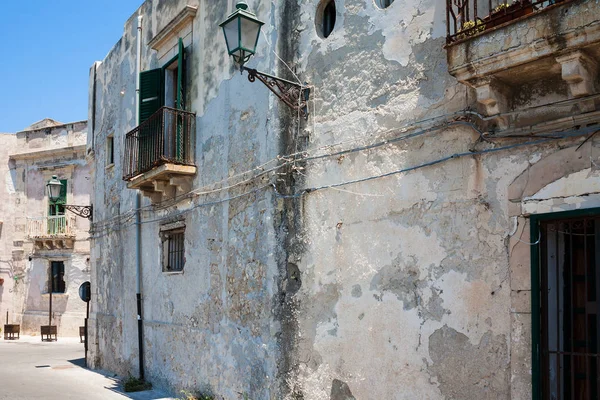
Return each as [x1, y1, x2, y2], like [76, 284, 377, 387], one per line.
[470, 77, 511, 129]
[556, 51, 598, 113]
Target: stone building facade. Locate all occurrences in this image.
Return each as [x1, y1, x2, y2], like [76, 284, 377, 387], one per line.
[0, 119, 91, 337]
[88, 0, 600, 398]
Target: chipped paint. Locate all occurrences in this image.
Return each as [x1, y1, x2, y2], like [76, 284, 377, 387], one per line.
[89, 0, 600, 398]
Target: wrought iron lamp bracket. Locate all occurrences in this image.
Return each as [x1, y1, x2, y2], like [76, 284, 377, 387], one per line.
[241, 66, 310, 119]
[64, 205, 93, 221]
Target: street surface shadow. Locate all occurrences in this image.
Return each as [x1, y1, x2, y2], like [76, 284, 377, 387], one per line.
[105, 384, 174, 400]
[61, 358, 173, 399]
[67, 357, 85, 368]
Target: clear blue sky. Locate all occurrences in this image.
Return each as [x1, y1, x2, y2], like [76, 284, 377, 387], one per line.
[0, 0, 143, 132]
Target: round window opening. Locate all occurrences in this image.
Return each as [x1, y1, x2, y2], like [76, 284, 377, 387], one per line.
[316, 0, 336, 39]
[375, 0, 395, 8]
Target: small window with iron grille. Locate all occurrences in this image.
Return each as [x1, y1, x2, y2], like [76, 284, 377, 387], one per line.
[160, 222, 185, 272]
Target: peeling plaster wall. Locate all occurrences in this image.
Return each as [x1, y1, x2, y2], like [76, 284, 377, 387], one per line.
[0, 123, 90, 337]
[89, 0, 600, 398]
[0, 133, 19, 327]
[89, 1, 286, 398]
[289, 1, 599, 399]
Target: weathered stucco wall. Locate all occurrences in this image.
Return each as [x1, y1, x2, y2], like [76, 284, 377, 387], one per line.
[284, 1, 599, 398]
[0, 122, 91, 337]
[0, 133, 19, 327]
[89, 0, 600, 398]
[89, 1, 285, 398]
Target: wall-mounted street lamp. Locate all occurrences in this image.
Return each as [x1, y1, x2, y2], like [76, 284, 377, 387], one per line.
[46, 176, 93, 220]
[220, 2, 310, 118]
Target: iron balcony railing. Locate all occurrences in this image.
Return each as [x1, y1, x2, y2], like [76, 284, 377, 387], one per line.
[446, 0, 570, 43]
[27, 215, 76, 238]
[123, 106, 196, 181]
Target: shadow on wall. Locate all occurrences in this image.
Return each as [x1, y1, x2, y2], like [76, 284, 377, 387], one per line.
[67, 264, 89, 289]
[7, 159, 17, 194]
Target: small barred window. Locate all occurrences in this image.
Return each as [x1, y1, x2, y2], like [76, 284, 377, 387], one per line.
[160, 223, 185, 272]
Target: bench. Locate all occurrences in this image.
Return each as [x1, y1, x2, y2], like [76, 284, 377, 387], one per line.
[40, 325, 57, 342]
[3, 324, 20, 340]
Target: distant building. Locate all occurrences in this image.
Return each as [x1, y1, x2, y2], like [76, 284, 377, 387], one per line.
[0, 119, 90, 337]
[88, 0, 600, 398]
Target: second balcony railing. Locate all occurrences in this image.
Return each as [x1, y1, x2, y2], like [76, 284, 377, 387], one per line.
[446, 0, 571, 43]
[123, 107, 196, 181]
[27, 215, 76, 238]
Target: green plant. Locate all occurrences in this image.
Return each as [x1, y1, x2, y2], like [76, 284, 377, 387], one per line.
[494, 2, 509, 11]
[456, 19, 486, 40]
[493, 0, 520, 12]
[178, 390, 216, 400]
[123, 374, 152, 393]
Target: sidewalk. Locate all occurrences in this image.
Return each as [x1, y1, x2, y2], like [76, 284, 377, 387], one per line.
[0, 336, 174, 400]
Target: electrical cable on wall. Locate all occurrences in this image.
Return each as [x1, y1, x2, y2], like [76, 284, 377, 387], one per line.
[90, 125, 596, 238]
[90, 123, 597, 233]
[94, 90, 600, 232]
[89, 90, 600, 233]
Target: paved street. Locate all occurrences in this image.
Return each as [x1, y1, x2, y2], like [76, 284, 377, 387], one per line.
[0, 336, 172, 400]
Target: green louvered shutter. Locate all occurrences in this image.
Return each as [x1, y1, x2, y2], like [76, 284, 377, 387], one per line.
[177, 38, 184, 111]
[176, 38, 185, 159]
[139, 68, 163, 123]
[49, 179, 67, 217]
[57, 179, 67, 204]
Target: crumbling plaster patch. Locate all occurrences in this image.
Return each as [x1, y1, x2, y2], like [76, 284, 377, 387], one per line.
[428, 325, 509, 399]
[437, 270, 510, 343]
[359, 0, 446, 66]
[303, 293, 443, 400]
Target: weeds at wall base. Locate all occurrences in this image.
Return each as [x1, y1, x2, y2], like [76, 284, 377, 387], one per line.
[122, 375, 152, 392]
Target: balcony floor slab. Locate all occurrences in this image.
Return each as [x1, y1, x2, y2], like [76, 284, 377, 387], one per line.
[126, 163, 196, 191]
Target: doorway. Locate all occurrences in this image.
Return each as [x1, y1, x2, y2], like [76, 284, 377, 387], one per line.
[538, 214, 600, 399]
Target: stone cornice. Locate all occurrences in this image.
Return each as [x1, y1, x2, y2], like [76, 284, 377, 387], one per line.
[148, 5, 197, 51]
[9, 145, 86, 162]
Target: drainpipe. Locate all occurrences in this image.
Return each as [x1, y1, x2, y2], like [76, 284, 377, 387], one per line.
[135, 14, 145, 381]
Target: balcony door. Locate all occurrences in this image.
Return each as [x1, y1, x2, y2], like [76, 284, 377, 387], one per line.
[138, 37, 186, 171]
[539, 215, 600, 399]
[162, 37, 186, 162]
[48, 179, 67, 235]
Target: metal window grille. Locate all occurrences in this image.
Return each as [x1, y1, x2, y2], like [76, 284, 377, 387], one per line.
[540, 217, 600, 399]
[163, 229, 185, 272]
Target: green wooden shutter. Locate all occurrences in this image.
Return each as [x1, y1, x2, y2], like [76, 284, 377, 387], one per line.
[57, 179, 67, 204]
[177, 38, 184, 111]
[49, 179, 67, 217]
[139, 68, 163, 123]
[176, 38, 185, 160]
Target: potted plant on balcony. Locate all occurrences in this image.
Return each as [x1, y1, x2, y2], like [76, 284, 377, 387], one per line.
[456, 19, 486, 40]
[487, 0, 534, 28]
